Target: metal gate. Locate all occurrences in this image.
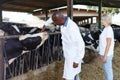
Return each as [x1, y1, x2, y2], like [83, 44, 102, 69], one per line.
[3, 33, 63, 79]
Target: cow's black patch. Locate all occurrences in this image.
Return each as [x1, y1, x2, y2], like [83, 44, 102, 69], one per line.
[20, 36, 42, 50]
[0, 23, 20, 35]
[4, 39, 23, 60]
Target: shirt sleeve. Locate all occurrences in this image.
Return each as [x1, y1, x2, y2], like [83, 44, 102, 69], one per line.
[70, 23, 85, 63]
[44, 17, 53, 27]
[106, 27, 113, 38]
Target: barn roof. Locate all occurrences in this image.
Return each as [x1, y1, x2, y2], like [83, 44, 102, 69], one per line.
[0, 0, 120, 13]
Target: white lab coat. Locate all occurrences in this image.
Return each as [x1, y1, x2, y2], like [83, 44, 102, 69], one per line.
[45, 17, 85, 79]
[61, 18, 85, 79]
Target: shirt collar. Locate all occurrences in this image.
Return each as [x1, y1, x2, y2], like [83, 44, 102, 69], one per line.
[63, 17, 69, 27]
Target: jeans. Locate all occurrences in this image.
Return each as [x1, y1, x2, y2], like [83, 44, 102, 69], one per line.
[66, 74, 80, 80]
[102, 55, 113, 80]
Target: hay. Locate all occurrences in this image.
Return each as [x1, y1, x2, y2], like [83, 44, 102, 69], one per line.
[26, 41, 120, 80]
[83, 48, 97, 63]
[25, 61, 64, 80]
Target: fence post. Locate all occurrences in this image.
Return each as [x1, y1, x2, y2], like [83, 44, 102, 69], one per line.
[0, 30, 5, 80]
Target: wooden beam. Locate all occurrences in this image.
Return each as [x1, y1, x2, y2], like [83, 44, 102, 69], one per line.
[32, 3, 65, 14]
[14, 0, 54, 7]
[15, 0, 55, 4]
[3, 1, 65, 13]
[3, 7, 33, 12]
[0, 39, 4, 80]
[9, 2, 43, 9]
[74, 0, 120, 8]
[0, 0, 13, 4]
[0, 11, 4, 79]
[0, 7, 4, 80]
[67, 0, 73, 19]
[34, 0, 60, 5]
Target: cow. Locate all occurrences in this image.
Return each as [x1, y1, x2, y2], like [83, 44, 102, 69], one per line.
[0, 23, 62, 78]
[0, 23, 49, 64]
[81, 30, 102, 52]
[81, 24, 120, 52]
[111, 24, 120, 42]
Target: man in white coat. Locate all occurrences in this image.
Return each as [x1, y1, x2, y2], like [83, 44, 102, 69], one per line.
[42, 11, 85, 80]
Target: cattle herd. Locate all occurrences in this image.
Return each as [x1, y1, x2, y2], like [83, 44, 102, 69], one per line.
[80, 24, 120, 52]
[0, 22, 120, 79]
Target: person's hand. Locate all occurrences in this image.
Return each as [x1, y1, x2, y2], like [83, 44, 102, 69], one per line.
[100, 56, 107, 63]
[41, 25, 46, 32]
[73, 62, 79, 68]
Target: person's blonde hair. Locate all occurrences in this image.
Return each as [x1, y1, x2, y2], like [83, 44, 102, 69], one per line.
[102, 14, 112, 25]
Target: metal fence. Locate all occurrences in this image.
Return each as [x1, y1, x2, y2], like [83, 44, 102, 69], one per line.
[4, 33, 63, 79]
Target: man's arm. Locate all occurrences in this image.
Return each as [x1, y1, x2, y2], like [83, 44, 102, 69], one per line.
[70, 24, 85, 68]
[41, 25, 46, 32]
[73, 38, 85, 68]
[41, 17, 53, 32]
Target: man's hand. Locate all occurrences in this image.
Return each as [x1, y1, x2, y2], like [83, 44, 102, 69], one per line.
[41, 25, 46, 32]
[73, 62, 79, 68]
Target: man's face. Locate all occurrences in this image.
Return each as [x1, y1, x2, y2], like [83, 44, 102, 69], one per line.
[52, 18, 64, 26]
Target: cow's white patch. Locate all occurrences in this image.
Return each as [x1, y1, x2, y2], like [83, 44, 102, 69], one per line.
[29, 27, 38, 33]
[36, 40, 45, 49]
[85, 44, 99, 53]
[19, 32, 48, 40]
[9, 58, 16, 64]
[22, 51, 30, 54]
[36, 32, 49, 49]
[19, 34, 32, 40]
[8, 50, 30, 64]
[86, 40, 92, 44]
[81, 33, 86, 37]
[96, 46, 99, 52]
[12, 25, 20, 33]
[88, 34, 94, 40]
[19, 32, 49, 49]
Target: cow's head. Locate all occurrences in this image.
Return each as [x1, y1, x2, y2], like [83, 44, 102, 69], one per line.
[19, 32, 49, 50]
[0, 23, 20, 35]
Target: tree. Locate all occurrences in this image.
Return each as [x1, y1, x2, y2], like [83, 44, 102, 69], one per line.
[87, 6, 120, 15]
[102, 7, 119, 15]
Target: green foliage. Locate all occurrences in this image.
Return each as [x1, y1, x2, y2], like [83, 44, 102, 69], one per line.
[102, 7, 119, 15]
[87, 6, 120, 15]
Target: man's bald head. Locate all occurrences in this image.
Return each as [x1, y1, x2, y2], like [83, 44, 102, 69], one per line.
[52, 11, 66, 25]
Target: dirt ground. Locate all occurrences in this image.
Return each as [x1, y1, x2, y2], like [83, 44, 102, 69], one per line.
[25, 41, 120, 80]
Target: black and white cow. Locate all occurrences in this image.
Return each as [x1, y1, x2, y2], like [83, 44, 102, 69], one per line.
[111, 24, 120, 42]
[81, 30, 102, 52]
[81, 24, 120, 52]
[0, 23, 49, 64]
